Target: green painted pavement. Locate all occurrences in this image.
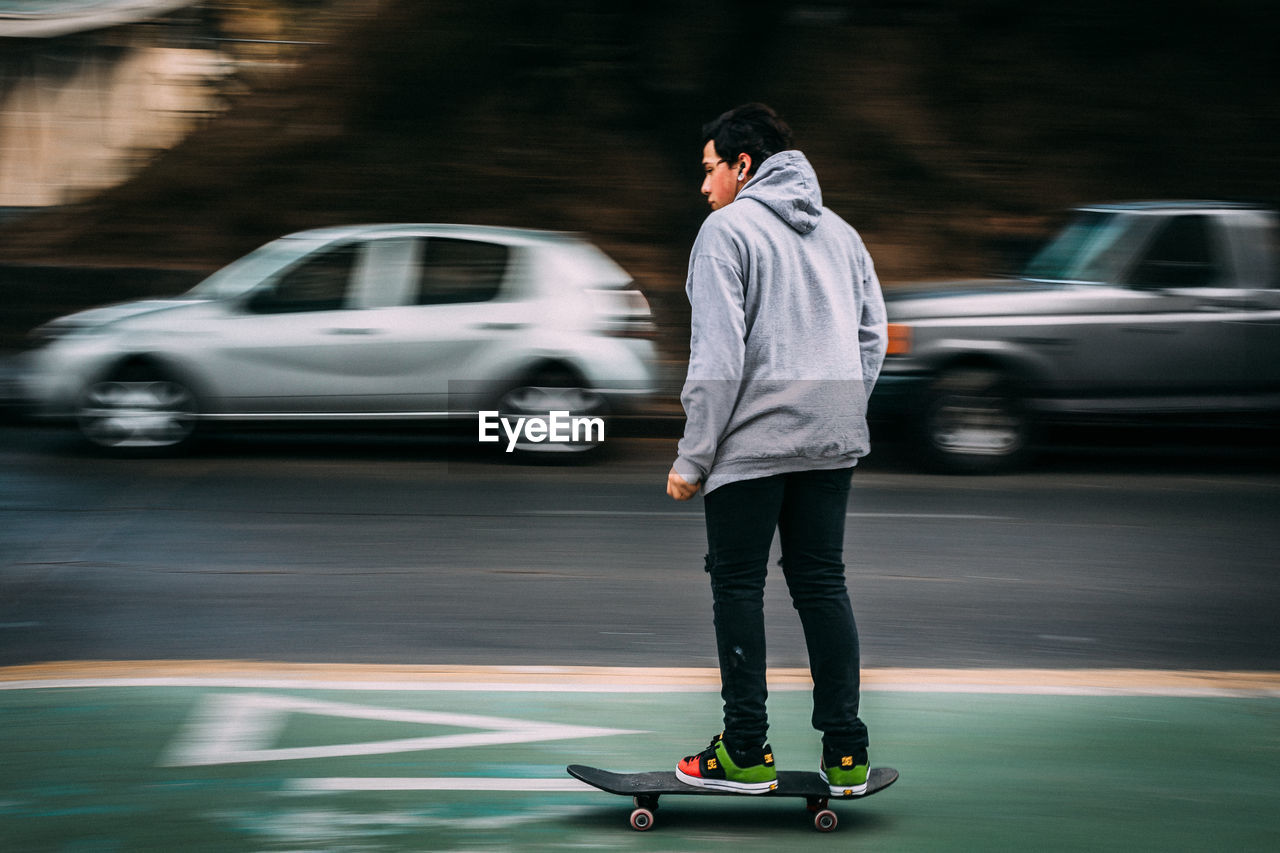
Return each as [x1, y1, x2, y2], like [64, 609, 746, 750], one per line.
[1, 685, 1277, 851]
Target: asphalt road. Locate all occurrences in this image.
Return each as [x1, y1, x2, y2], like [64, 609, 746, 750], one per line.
[2, 424, 1278, 671]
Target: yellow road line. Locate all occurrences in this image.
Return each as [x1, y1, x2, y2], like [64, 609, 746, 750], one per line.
[1, 661, 1278, 696]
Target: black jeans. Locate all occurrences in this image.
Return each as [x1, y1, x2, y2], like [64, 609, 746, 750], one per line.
[702, 466, 868, 757]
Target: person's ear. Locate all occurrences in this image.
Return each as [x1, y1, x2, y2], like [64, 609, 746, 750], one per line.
[736, 154, 753, 181]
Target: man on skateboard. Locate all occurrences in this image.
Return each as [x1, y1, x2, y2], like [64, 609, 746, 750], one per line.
[666, 103, 888, 798]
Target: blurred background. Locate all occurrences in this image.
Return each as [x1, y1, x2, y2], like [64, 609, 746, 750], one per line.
[2, 0, 1277, 354]
[2, 5, 1279, 849]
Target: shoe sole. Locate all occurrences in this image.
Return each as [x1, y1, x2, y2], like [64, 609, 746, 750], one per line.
[675, 767, 777, 794]
[818, 764, 868, 797]
[826, 780, 868, 797]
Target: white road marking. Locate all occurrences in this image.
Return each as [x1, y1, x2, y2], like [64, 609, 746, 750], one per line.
[524, 510, 1011, 520]
[847, 512, 1013, 520]
[523, 511, 699, 518]
[161, 693, 643, 767]
[289, 777, 593, 792]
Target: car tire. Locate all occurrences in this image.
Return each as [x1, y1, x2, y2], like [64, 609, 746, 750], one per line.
[494, 367, 608, 458]
[916, 367, 1031, 474]
[77, 362, 200, 455]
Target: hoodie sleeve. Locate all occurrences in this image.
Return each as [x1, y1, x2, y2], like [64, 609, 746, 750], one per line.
[857, 244, 888, 401]
[673, 247, 748, 486]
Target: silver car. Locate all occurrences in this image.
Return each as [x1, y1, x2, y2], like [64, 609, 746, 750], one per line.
[22, 225, 658, 453]
[873, 202, 1280, 472]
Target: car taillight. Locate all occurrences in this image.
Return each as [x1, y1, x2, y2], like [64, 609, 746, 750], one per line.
[588, 288, 657, 339]
[887, 323, 912, 355]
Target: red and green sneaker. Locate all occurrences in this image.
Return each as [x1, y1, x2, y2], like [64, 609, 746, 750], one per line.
[676, 733, 778, 794]
[820, 750, 869, 797]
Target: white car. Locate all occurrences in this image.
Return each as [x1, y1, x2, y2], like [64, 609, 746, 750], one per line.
[22, 225, 658, 453]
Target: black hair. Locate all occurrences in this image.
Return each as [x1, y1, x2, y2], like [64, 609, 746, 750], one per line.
[701, 103, 794, 170]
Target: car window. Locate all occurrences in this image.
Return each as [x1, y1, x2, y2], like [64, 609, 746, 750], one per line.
[416, 238, 508, 305]
[188, 237, 326, 300]
[351, 237, 422, 308]
[1023, 211, 1137, 282]
[1127, 215, 1222, 288]
[250, 243, 361, 313]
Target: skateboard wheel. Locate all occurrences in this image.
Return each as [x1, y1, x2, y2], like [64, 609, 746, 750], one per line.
[629, 807, 655, 831]
[814, 809, 838, 832]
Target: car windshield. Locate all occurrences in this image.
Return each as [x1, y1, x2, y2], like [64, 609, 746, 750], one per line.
[1022, 211, 1136, 283]
[186, 238, 324, 300]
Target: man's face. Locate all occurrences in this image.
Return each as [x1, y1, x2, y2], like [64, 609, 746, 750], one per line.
[701, 140, 742, 211]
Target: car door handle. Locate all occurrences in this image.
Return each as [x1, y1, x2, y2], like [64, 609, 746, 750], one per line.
[1012, 336, 1071, 347]
[472, 322, 528, 331]
[324, 327, 380, 335]
[1203, 301, 1265, 311]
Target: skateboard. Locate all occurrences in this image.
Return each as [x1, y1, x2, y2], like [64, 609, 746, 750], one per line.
[566, 763, 898, 832]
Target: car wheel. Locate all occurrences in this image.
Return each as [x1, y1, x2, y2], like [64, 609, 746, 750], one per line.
[917, 367, 1031, 473]
[77, 363, 199, 454]
[495, 368, 608, 456]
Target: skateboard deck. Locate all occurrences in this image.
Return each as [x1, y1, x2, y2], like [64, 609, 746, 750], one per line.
[566, 764, 898, 832]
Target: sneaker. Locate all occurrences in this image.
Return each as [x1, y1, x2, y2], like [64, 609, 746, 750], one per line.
[676, 733, 778, 794]
[820, 750, 869, 797]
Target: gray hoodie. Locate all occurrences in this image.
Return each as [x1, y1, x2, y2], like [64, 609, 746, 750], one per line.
[673, 150, 888, 494]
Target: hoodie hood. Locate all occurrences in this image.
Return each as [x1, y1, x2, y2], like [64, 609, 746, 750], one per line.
[736, 150, 823, 235]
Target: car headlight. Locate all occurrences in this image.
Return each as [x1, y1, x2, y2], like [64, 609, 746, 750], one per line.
[27, 319, 104, 348]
